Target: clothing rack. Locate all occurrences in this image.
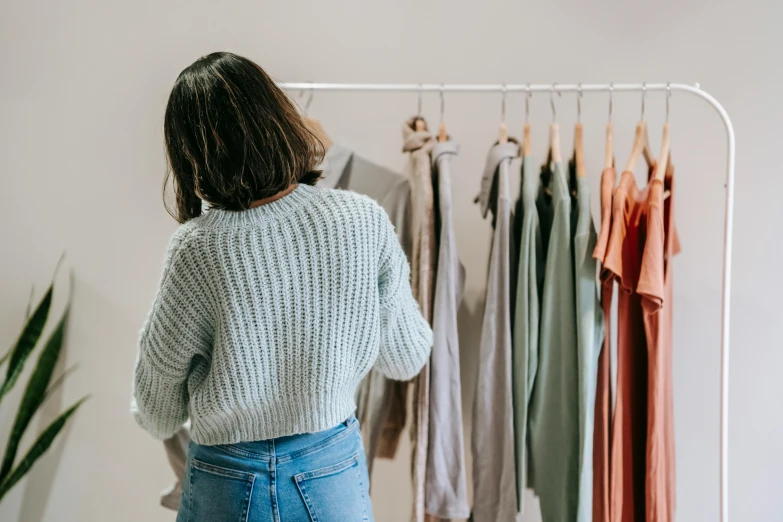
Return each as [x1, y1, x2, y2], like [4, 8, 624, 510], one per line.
[279, 81, 735, 522]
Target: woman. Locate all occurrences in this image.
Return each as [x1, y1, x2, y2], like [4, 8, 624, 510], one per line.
[132, 52, 432, 522]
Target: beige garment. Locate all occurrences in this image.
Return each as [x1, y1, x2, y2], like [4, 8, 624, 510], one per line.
[402, 116, 436, 522]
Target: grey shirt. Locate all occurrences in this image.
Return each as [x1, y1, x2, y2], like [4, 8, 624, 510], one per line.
[472, 142, 519, 522]
[425, 141, 469, 519]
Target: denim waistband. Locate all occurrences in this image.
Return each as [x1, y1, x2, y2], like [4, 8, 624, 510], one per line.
[213, 414, 358, 463]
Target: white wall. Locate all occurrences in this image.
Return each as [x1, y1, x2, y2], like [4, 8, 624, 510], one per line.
[1, 0, 781, 520]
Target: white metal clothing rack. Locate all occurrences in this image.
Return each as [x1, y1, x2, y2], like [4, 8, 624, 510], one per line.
[279, 81, 734, 522]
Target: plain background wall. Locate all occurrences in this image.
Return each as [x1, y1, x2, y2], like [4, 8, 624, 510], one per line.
[1, 0, 782, 520]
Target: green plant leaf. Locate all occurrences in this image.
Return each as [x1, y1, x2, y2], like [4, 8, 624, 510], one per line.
[43, 364, 78, 403]
[0, 286, 53, 403]
[25, 285, 35, 321]
[0, 308, 69, 481]
[0, 287, 35, 370]
[0, 397, 87, 503]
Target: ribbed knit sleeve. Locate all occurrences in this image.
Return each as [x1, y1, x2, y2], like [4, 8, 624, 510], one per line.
[375, 210, 433, 380]
[132, 227, 213, 440]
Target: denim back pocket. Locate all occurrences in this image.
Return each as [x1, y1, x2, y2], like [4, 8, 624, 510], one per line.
[295, 453, 369, 522]
[186, 458, 255, 522]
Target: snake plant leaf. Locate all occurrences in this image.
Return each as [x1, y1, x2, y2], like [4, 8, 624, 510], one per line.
[0, 308, 69, 481]
[0, 286, 53, 403]
[0, 397, 87, 503]
[0, 287, 36, 369]
[43, 365, 78, 404]
[25, 285, 35, 322]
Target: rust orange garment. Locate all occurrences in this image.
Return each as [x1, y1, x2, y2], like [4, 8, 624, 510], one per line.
[592, 167, 616, 522]
[603, 166, 680, 522]
[638, 166, 680, 522]
[603, 170, 651, 522]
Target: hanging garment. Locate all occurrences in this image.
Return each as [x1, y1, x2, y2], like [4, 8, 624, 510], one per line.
[527, 158, 579, 522]
[157, 143, 413, 511]
[592, 166, 618, 522]
[426, 140, 470, 520]
[402, 117, 437, 522]
[604, 169, 654, 522]
[511, 154, 543, 514]
[318, 143, 414, 475]
[572, 164, 605, 522]
[472, 141, 519, 522]
[638, 165, 680, 522]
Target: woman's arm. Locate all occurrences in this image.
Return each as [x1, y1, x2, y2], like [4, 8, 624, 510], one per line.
[375, 211, 432, 380]
[132, 228, 212, 439]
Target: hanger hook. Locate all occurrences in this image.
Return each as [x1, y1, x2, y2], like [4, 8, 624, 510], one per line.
[641, 81, 647, 121]
[439, 84, 445, 124]
[550, 83, 560, 122]
[608, 83, 614, 123]
[525, 83, 531, 124]
[577, 83, 583, 123]
[417, 84, 423, 116]
[501, 84, 507, 123]
[666, 82, 671, 123]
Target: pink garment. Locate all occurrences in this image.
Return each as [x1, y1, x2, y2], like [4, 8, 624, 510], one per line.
[402, 116, 436, 522]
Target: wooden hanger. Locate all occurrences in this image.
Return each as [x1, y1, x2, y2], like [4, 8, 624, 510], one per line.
[624, 84, 655, 172]
[548, 86, 562, 163]
[623, 121, 655, 172]
[523, 85, 532, 157]
[605, 123, 614, 169]
[654, 122, 670, 182]
[574, 123, 586, 178]
[438, 122, 448, 142]
[305, 117, 333, 150]
[655, 85, 672, 191]
[549, 123, 561, 163]
[499, 122, 508, 144]
[414, 85, 427, 131]
[624, 121, 648, 172]
[299, 89, 333, 150]
[437, 85, 448, 142]
[574, 86, 586, 178]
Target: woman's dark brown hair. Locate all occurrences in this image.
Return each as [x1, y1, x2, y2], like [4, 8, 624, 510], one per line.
[163, 52, 323, 223]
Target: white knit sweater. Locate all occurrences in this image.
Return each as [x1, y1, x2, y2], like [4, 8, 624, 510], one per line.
[132, 184, 432, 445]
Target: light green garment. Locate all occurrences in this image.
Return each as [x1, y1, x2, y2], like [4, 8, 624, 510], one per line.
[511, 155, 543, 514]
[527, 160, 579, 522]
[574, 175, 605, 522]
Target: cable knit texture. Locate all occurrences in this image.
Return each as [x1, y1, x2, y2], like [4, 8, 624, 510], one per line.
[132, 184, 433, 445]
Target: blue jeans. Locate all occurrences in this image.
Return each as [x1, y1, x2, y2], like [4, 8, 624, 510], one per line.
[177, 415, 374, 522]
